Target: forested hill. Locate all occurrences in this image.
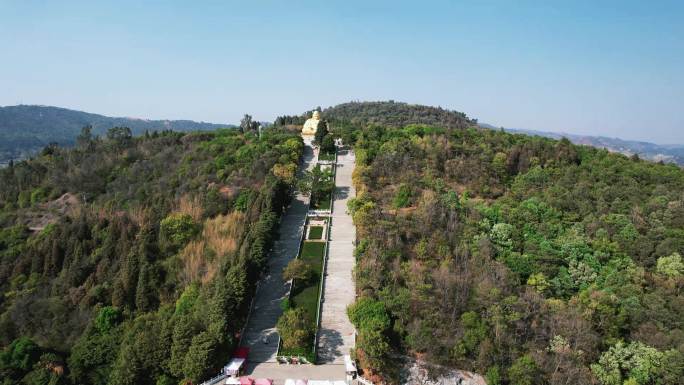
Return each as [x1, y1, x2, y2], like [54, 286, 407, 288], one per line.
[323, 101, 684, 167]
[322, 101, 476, 129]
[0, 105, 231, 164]
[503, 127, 684, 166]
[338, 121, 684, 384]
[0, 126, 303, 385]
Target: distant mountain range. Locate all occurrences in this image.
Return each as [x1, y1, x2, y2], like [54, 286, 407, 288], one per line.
[0, 105, 232, 165]
[480, 124, 684, 166]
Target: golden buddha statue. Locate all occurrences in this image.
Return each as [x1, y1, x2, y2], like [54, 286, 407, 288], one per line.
[302, 111, 321, 137]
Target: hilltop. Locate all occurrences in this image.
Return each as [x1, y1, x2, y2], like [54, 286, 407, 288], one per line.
[322, 101, 475, 129]
[323, 101, 684, 166]
[0, 105, 231, 164]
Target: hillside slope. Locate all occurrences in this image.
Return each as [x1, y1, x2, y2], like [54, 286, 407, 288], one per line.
[322, 104, 684, 385]
[0, 127, 302, 385]
[0, 105, 231, 164]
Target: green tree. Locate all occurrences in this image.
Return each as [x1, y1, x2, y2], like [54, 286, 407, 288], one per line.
[347, 298, 391, 371]
[182, 331, 217, 382]
[656, 252, 684, 278]
[320, 134, 335, 154]
[507, 354, 540, 385]
[490, 222, 514, 249]
[590, 341, 665, 385]
[282, 259, 313, 282]
[106, 127, 132, 147]
[168, 314, 198, 378]
[240, 114, 257, 134]
[276, 308, 313, 351]
[94, 306, 122, 334]
[314, 119, 328, 147]
[21, 353, 67, 385]
[392, 184, 411, 208]
[159, 213, 199, 253]
[77, 125, 94, 149]
[0, 337, 40, 377]
[109, 313, 171, 385]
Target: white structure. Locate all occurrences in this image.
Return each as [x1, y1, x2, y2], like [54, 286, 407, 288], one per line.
[224, 358, 245, 377]
[344, 355, 357, 384]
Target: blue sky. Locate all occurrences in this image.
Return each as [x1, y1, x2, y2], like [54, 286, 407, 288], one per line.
[1, 1, 683, 143]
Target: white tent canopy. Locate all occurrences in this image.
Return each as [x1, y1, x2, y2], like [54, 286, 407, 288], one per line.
[224, 358, 245, 375]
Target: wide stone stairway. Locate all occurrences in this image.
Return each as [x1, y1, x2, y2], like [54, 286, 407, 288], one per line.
[316, 148, 357, 364]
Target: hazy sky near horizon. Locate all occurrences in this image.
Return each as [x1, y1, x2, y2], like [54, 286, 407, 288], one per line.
[1, 1, 683, 144]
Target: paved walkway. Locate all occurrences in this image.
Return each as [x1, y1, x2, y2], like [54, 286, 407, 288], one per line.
[244, 362, 347, 385]
[240, 143, 316, 363]
[317, 148, 357, 363]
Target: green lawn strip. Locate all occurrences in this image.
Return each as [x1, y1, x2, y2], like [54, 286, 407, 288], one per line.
[308, 226, 324, 240]
[282, 241, 326, 358]
[318, 152, 335, 161]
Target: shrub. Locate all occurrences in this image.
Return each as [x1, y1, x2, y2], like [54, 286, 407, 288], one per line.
[507, 355, 540, 385]
[160, 213, 199, 252]
[392, 184, 411, 208]
[283, 259, 313, 283]
[321, 134, 335, 154]
[656, 252, 684, 278]
[277, 308, 313, 351]
[0, 337, 40, 372]
[94, 306, 122, 333]
[347, 298, 391, 371]
[30, 187, 49, 205]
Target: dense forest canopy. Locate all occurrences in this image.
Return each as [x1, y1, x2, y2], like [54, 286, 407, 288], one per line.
[0, 126, 302, 385]
[330, 102, 684, 385]
[323, 101, 475, 130]
[2, 101, 683, 385]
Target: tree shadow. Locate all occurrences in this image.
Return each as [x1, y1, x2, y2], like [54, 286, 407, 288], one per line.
[335, 186, 350, 200]
[317, 328, 345, 362]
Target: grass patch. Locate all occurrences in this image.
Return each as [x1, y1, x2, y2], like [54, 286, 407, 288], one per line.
[291, 285, 319, 321]
[308, 226, 324, 240]
[282, 240, 326, 358]
[318, 152, 335, 161]
[312, 191, 332, 210]
[301, 241, 325, 259]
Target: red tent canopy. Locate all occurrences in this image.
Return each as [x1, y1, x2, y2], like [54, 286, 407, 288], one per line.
[239, 376, 254, 385]
[233, 347, 250, 359]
